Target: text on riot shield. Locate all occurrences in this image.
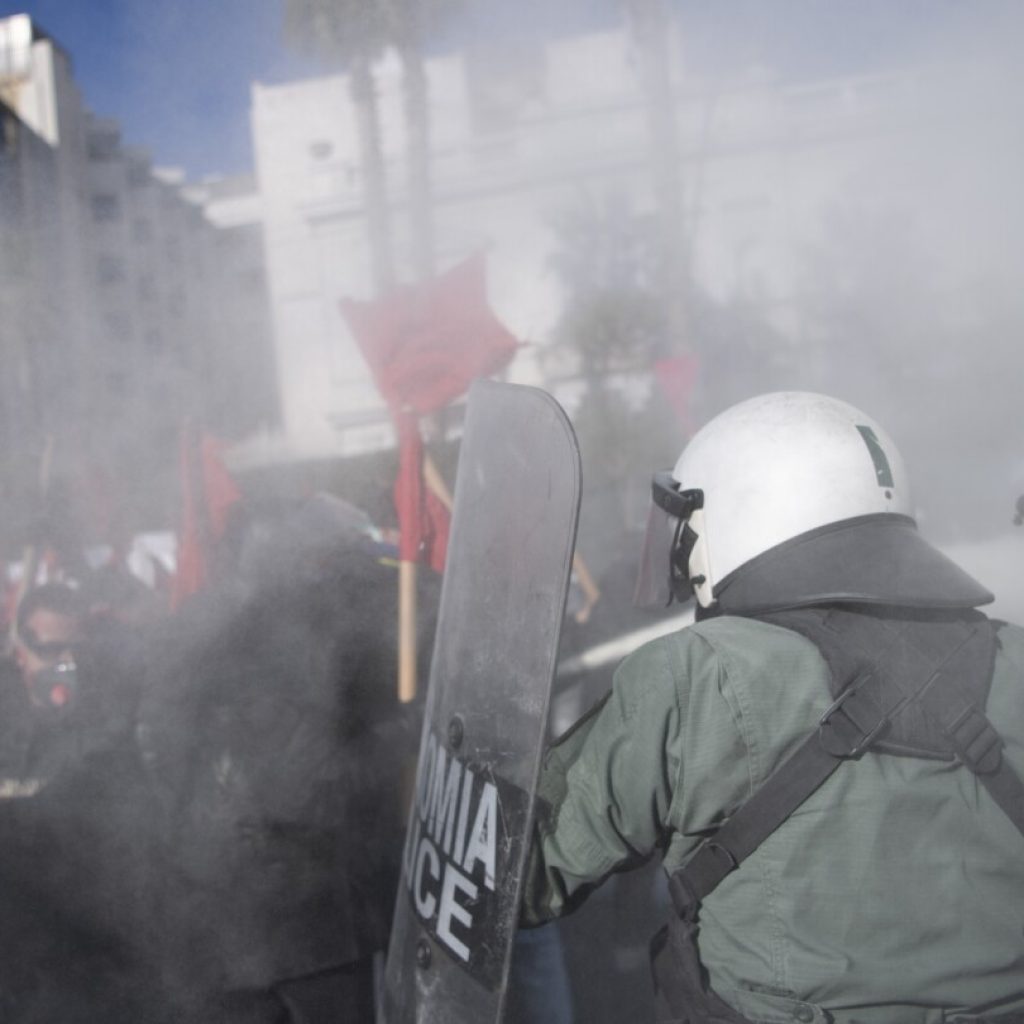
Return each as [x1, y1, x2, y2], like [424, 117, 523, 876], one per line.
[402, 724, 530, 990]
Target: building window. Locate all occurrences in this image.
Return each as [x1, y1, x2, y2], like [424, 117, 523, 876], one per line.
[91, 193, 121, 223]
[127, 162, 151, 187]
[87, 128, 120, 161]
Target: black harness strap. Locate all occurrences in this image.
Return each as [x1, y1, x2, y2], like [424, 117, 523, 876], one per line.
[918, 660, 1024, 834]
[669, 609, 1024, 922]
[669, 673, 883, 917]
[793, 608, 1024, 836]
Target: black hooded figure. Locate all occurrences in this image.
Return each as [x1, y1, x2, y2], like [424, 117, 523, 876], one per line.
[137, 501, 438, 1023]
[0, 582, 163, 1023]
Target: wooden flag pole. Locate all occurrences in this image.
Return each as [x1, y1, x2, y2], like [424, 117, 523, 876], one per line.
[398, 559, 418, 703]
[423, 453, 454, 511]
[571, 552, 602, 625]
[397, 453, 454, 704]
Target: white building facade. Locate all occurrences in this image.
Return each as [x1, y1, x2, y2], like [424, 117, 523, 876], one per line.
[248, 24, 986, 462]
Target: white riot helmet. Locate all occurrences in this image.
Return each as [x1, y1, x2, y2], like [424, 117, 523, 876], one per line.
[637, 392, 992, 613]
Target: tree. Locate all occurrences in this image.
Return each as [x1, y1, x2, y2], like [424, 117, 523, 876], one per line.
[381, 0, 436, 282]
[547, 189, 793, 565]
[623, 0, 689, 344]
[546, 192, 681, 565]
[548, 192, 669, 376]
[286, 0, 463, 292]
[284, 0, 395, 296]
[385, 0, 466, 283]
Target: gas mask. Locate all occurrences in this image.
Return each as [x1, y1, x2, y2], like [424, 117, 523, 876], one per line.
[17, 631, 81, 711]
[29, 657, 79, 710]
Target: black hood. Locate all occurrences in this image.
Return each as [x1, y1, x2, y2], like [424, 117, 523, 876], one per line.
[712, 514, 994, 615]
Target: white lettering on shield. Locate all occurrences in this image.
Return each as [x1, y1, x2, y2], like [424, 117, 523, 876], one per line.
[404, 728, 499, 963]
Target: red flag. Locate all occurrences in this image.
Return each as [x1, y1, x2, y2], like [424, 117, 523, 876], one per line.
[199, 434, 242, 537]
[171, 426, 242, 609]
[342, 253, 519, 570]
[341, 252, 520, 415]
[393, 414, 449, 572]
[654, 354, 700, 435]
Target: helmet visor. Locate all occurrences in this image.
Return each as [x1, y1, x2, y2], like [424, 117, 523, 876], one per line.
[634, 472, 703, 607]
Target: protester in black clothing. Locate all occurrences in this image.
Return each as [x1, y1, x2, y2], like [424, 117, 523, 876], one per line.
[3, 582, 141, 787]
[0, 582, 167, 1023]
[138, 497, 438, 1023]
[11, 582, 85, 714]
[0, 500, 439, 1023]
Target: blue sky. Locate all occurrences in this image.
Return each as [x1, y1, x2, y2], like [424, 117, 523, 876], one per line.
[0, 0, 314, 179]
[0, 1, 1015, 182]
[0, 0, 614, 180]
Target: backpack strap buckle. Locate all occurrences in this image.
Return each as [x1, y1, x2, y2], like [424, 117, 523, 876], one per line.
[818, 674, 890, 759]
[669, 841, 738, 921]
[945, 704, 1003, 774]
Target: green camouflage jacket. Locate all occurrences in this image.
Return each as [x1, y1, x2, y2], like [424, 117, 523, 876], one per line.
[522, 615, 1024, 1023]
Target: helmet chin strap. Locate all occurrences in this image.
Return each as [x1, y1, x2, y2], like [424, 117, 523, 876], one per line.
[686, 509, 716, 608]
[668, 508, 717, 608]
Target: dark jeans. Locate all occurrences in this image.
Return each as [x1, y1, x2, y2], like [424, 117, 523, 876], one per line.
[506, 923, 575, 1024]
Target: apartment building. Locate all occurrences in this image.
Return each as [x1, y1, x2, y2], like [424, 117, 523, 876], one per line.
[0, 13, 278, 542]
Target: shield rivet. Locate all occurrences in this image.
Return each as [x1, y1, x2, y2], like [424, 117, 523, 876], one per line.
[448, 715, 464, 749]
[415, 939, 432, 969]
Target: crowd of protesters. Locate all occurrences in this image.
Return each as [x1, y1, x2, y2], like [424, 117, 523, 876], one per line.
[0, 481, 684, 1023]
[0, 493, 437, 1023]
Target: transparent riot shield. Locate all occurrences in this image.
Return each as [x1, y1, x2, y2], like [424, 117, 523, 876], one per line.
[381, 381, 581, 1024]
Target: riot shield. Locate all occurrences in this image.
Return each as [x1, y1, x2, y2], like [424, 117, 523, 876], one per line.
[381, 381, 581, 1024]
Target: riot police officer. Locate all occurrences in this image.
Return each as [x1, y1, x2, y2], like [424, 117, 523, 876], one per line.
[521, 392, 1024, 1022]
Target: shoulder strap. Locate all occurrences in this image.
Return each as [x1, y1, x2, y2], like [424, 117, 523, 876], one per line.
[670, 609, 1024, 921]
[903, 624, 1024, 838]
[765, 607, 995, 760]
[775, 608, 1024, 834]
[669, 651, 894, 917]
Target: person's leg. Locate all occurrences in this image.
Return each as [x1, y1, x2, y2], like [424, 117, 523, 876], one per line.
[506, 923, 574, 1024]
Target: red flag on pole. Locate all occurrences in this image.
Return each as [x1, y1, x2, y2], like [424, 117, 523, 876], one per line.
[342, 252, 520, 416]
[393, 415, 449, 573]
[341, 252, 520, 569]
[653, 353, 700, 435]
[171, 425, 242, 609]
